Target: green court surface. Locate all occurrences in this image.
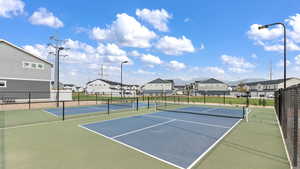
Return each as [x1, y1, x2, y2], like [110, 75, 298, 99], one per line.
[1, 106, 290, 169]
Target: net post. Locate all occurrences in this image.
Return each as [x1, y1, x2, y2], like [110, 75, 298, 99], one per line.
[28, 91, 31, 110]
[62, 101, 65, 121]
[188, 94, 190, 104]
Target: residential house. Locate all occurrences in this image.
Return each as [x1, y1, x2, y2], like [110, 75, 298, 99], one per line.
[0, 39, 53, 102]
[194, 78, 229, 95]
[142, 78, 174, 96]
[242, 78, 300, 97]
[86, 79, 138, 96]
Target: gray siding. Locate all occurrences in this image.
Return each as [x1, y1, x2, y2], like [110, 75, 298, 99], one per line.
[0, 42, 52, 80]
[0, 79, 50, 100]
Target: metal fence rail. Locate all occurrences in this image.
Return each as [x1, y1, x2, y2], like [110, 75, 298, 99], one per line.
[275, 85, 299, 169]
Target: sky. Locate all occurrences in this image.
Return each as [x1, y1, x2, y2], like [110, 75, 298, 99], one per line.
[0, 0, 300, 86]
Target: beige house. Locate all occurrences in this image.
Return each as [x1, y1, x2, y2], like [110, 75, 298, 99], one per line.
[194, 78, 229, 95]
[142, 78, 174, 95]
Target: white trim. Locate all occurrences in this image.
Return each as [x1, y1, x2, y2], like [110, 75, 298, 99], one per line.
[144, 114, 230, 129]
[112, 119, 176, 139]
[187, 119, 242, 169]
[0, 77, 51, 82]
[0, 39, 53, 66]
[0, 80, 7, 88]
[79, 124, 185, 169]
[273, 108, 293, 169]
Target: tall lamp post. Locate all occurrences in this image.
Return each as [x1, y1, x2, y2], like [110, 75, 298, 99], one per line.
[120, 61, 128, 98]
[258, 23, 287, 89]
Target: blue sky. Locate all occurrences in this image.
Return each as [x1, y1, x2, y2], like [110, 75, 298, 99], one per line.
[1, 0, 300, 86]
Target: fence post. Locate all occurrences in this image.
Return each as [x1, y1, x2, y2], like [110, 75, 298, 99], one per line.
[77, 92, 80, 105]
[107, 99, 110, 115]
[246, 92, 250, 107]
[204, 92, 206, 104]
[147, 96, 150, 109]
[223, 92, 226, 105]
[28, 91, 31, 110]
[96, 93, 98, 104]
[136, 97, 139, 111]
[62, 101, 65, 121]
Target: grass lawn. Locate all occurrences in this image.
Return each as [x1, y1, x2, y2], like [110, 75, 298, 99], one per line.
[1, 105, 289, 169]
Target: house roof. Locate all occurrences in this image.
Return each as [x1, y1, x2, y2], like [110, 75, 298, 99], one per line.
[148, 78, 174, 84]
[0, 39, 53, 67]
[64, 84, 75, 87]
[244, 78, 297, 86]
[195, 78, 225, 84]
[86, 78, 136, 86]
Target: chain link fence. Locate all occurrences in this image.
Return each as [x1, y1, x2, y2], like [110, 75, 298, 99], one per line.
[275, 84, 299, 169]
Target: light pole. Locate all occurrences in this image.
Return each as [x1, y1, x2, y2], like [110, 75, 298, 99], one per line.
[48, 36, 69, 107]
[258, 23, 287, 89]
[120, 61, 128, 98]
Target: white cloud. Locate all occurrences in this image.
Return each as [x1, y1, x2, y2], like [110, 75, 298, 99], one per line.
[23, 44, 50, 60]
[128, 50, 141, 57]
[251, 53, 257, 59]
[91, 13, 156, 48]
[257, 40, 300, 52]
[29, 8, 64, 28]
[184, 18, 190, 23]
[140, 54, 162, 65]
[247, 24, 282, 41]
[295, 54, 300, 65]
[96, 43, 131, 64]
[135, 69, 156, 75]
[277, 59, 291, 67]
[136, 8, 171, 32]
[155, 36, 195, 55]
[0, 0, 24, 18]
[168, 60, 186, 70]
[205, 66, 225, 74]
[286, 14, 300, 42]
[221, 54, 255, 73]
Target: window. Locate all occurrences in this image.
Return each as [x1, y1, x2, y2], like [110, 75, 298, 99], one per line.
[23, 61, 31, 68]
[0, 81, 7, 88]
[37, 63, 44, 70]
[31, 63, 37, 68]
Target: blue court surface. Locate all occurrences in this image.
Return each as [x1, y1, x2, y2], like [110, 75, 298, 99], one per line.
[80, 106, 242, 169]
[44, 102, 155, 117]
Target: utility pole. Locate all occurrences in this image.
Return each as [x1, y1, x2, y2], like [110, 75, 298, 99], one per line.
[48, 36, 68, 107]
[270, 59, 273, 80]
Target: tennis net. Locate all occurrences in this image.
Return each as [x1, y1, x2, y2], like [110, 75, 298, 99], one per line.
[156, 103, 246, 119]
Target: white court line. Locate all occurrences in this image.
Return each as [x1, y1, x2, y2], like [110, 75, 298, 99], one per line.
[273, 108, 293, 169]
[78, 124, 185, 169]
[144, 114, 230, 129]
[187, 118, 242, 169]
[43, 109, 59, 117]
[112, 119, 176, 139]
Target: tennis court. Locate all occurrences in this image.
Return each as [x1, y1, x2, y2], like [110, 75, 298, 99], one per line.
[80, 105, 245, 169]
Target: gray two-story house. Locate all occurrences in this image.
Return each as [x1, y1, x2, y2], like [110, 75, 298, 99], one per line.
[0, 39, 53, 102]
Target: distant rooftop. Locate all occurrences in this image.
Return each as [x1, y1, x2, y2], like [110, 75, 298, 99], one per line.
[195, 78, 225, 84]
[148, 78, 174, 84]
[244, 78, 298, 86]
